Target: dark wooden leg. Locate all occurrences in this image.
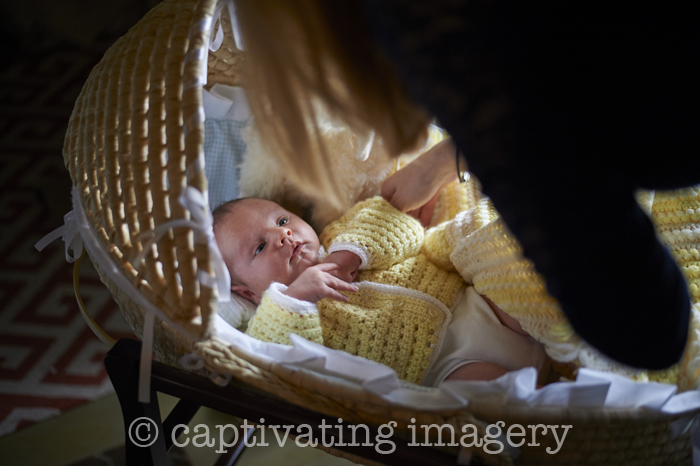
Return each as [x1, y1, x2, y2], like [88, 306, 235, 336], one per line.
[163, 399, 201, 451]
[214, 427, 254, 466]
[105, 338, 463, 466]
[104, 339, 169, 466]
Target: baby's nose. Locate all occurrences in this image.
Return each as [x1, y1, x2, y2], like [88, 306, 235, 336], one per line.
[279, 228, 292, 246]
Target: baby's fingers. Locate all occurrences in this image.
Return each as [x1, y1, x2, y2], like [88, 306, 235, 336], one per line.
[322, 276, 358, 302]
[323, 287, 351, 302]
[326, 269, 355, 284]
[331, 278, 359, 293]
[316, 262, 341, 272]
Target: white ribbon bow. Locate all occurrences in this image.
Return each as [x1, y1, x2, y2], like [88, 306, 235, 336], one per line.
[209, 1, 243, 52]
[179, 353, 206, 371]
[132, 185, 235, 404]
[34, 211, 84, 262]
[133, 186, 231, 303]
[209, 1, 228, 52]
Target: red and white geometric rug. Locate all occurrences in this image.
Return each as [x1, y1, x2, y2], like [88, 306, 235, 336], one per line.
[0, 47, 135, 437]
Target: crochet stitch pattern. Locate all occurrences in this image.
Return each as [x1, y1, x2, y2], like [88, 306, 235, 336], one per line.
[249, 197, 465, 384]
[247, 284, 324, 346]
[247, 182, 700, 388]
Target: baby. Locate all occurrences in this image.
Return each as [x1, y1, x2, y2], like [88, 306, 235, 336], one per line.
[213, 195, 551, 386]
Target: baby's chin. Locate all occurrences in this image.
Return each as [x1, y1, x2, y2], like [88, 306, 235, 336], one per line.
[295, 260, 314, 277]
[286, 244, 319, 283]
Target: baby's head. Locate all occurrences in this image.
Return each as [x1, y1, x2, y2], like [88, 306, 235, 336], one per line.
[213, 197, 320, 304]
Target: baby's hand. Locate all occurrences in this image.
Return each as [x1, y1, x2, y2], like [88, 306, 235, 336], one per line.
[283, 263, 359, 303]
[321, 250, 362, 283]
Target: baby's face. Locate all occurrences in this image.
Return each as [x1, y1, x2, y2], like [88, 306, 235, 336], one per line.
[217, 198, 320, 304]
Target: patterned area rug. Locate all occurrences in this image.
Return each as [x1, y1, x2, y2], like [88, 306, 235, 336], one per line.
[0, 46, 135, 437]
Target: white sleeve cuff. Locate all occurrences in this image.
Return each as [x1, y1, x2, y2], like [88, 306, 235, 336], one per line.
[267, 282, 319, 315]
[327, 242, 370, 270]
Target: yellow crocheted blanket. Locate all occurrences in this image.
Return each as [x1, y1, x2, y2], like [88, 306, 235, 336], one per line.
[427, 181, 700, 389]
[247, 176, 700, 389]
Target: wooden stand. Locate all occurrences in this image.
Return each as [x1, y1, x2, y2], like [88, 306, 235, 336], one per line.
[105, 338, 475, 466]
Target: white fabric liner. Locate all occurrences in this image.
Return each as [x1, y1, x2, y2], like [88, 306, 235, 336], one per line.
[67, 182, 700, 418]
[213, 313, 700, 416]
[202, 84, 251, 122]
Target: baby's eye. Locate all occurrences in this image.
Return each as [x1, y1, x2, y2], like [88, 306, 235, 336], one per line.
[278, 217, 289, 226]
[255, 242, 265, 256]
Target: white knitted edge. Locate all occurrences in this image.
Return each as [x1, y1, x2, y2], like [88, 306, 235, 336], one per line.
[328, 241, 370, 269]
[352, 281, 457, 385]
[266, 282, 319, 315]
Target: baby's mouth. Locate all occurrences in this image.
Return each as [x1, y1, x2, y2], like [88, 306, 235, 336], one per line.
[291, 242, 304, 261]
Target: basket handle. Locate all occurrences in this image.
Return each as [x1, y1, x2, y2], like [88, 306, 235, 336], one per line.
[73, 250, 116, 347]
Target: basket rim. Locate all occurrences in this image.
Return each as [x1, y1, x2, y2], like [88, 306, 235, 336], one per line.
[61, 0, 700, 444]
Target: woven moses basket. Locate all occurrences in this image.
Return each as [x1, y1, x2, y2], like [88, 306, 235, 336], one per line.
[63, 0, 700, 463]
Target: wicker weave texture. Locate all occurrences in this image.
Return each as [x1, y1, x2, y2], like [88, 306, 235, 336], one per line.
[64, 0, 218, 339]
[196, 338, 691, 465]
[63, 1, 695, 464]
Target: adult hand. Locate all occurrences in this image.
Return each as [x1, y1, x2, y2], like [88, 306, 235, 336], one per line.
[406, 190, 441, 228]
[283, 263, 358, 303]
[381, 138, 460, 226]
[321, 250, 362, 283]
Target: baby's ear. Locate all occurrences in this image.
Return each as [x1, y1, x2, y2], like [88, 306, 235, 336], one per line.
[231, 284, 259, 305]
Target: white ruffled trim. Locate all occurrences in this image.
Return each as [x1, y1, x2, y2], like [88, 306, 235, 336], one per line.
[266, 282, 319, 315]
[328, 241, 370, 269]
